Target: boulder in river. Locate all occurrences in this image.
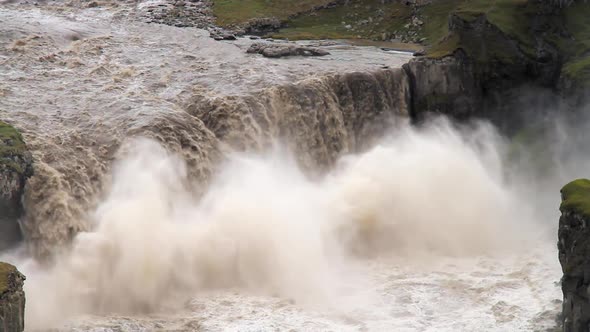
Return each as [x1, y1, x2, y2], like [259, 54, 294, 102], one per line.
[558, 179, 590, 332]
[246, 42, 330, 58]
[0, 262, 25, 332]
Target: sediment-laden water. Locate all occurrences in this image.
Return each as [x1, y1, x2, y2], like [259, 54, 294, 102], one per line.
[0, 1, 578, 331]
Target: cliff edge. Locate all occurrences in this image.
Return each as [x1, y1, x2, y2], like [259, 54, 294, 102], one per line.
[558, 179, 590, 332]
[0, 262, 25, 332]
[0, 122, 32, 251]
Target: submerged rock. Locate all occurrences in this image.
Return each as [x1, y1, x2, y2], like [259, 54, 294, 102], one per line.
[0, 262, 25, 332]
[558, 179, 590, 332]
[246, 42, 330, 58]
[0, 122, 32, 250]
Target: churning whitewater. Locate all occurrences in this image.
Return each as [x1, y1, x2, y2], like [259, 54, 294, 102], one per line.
[6, 119, 562, 331]
[2, 1, 579, 331]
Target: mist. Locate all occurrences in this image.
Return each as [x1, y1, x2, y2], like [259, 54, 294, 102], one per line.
[4, 115, 588, 329]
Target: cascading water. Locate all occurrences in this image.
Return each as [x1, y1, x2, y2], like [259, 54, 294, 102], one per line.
[0, 1, 582, 331]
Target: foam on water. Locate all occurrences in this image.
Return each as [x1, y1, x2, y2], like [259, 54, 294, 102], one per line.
[4, 118, 564, 331]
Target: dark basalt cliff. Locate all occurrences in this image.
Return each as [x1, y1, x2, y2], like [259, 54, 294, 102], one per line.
[403, 2, 568, 131]
[559, 179, 590, 332]
[0, 122, 32, 251]
[0, 262, 25, 332]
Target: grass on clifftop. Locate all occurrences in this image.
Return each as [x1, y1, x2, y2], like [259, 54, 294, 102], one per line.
[425, 0, 536, 59]
[561, 2, 590, 84]
[561, 179, 590, 218]
[0, 121, 28, 174]
[0, 262, 16, 294]
[212, 0, 334, 26]
[272, 0, 411, 40]
[213, 0, 413, 40]
[213, 0, 536, 47]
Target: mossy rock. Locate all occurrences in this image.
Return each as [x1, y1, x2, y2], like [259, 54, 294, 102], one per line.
[0, 121, 29, 175]
[0, 121, 32, 250]
[0, 262, 25, 332]
[560, 179, 590, 218]
[0, 263, 18, 295]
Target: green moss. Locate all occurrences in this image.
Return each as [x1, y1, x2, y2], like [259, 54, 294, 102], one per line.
[562, 2, 590, 58]
[0, 121, 28, 174]
[0, 262, 16, 294]
[212, 0, 334, 27]
[427, 33, 460, 58]
[563, 57, 590, 82]
[420, 0, 461, 45]
[561, 179, 590, 218]
[271, 0, 412, 41]
[560, 2, 590, 86]
[424, 0, 538, 59]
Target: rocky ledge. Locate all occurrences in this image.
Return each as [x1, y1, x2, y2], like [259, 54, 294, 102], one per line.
[246, 42, 330, 58]
[0, 122, 32, 251]
[0, 262, 25, 332]
[558, 179, 590, 332]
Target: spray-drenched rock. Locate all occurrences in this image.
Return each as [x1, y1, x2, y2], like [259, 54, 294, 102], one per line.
[558, 179, 590, 332]
[0, 122, 32, 250]
[0, 262, 25, 332]
[403, 52, 480, 120]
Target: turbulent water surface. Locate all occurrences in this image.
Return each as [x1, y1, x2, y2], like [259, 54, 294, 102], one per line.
[0, 1, 575, 331]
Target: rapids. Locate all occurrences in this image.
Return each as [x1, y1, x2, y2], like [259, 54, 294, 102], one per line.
[0, 1, 576, 331]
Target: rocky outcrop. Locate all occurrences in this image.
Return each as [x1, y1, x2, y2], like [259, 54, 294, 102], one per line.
[139, 0, 215, 29]
[0, 262, 25, 332]
[244, 17, 281, 35]
[246, 42, 330, 58]
[0, 122, 32, 251]
[404, 6, 564, 131]
[403, 51, 481, 120]
[558, 179, 590, 332]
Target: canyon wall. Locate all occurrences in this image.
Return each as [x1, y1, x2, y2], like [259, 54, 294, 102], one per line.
[559, 179, 590, 332]
[0, 122, 32, 252]
[0, 262, 25, 332]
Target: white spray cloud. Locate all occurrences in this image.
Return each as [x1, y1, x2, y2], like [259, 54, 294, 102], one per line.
[8, 119, 549, 329]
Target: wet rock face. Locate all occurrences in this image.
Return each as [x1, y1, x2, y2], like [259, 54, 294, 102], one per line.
[558, 179, 590, 332]
[0, 122, 32, 251]
[403, 53, 481, 120]
[0, 262, 25, 332]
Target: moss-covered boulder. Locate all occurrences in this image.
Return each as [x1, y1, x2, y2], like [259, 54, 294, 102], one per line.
[0, 262, 25, 332]
[558, 179, 590, 332]
[0, 122, 32, 250]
